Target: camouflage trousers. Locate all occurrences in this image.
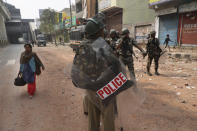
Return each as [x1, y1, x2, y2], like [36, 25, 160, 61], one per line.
[87, 96, 115, 131]
[147, 55, 160, 72]
[119, 56, 135, 80]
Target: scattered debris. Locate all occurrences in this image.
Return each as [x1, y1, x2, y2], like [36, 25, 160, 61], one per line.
[185, 84, 196, 89]
[178, 86, 183, 89]
[174, 86, 178, 89]
[149, 78, 152, 81]
[177, 70, 182, 73]
[192, 104, 197, 107]
[186, 86, 191, 89]
[181, 100, 186, 104]
[193, 68, 197, 71]
[176, 92, 181, 96]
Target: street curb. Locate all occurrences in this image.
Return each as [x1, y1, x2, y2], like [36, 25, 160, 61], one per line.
[168, 53, 197, 61]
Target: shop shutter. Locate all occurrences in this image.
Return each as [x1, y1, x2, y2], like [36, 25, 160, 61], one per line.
[159, 13, 178, 46]
[178, 12, 197, 45]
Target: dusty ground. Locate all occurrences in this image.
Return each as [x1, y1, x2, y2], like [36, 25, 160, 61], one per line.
[0, 44, 197, 131]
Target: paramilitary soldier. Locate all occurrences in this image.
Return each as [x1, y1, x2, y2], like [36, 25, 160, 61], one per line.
[72, 13, 117, 131]
[146, 31, 162, 76]
[108, 29, 119, 56]
[117, 28, 146, 79]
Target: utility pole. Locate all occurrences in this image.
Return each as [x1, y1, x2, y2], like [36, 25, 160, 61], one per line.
[69, 0, 72, 29]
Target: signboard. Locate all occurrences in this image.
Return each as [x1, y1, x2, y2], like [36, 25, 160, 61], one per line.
[96, 72, 127, 100]
[149, 0, 173, 6]
[179, 2, 197, 13]
[65, 16, 76, 28]
[99, 0, 111, 11]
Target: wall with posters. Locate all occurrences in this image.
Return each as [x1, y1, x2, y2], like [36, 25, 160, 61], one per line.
[178, 11, 197, 45]
[159, 13, 178, 46]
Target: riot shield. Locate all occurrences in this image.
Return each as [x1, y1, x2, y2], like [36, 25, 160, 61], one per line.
[71, 37, 145, 129]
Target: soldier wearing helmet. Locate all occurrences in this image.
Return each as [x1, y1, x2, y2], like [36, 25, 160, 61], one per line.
[116, 31, 120, 39]
[117, 28, 146, 79]
[107, 29, 119, 56]
[145, 31, 162, 76]
[71, 13, 116, 131]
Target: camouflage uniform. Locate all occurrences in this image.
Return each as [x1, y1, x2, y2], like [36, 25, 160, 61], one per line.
[72, 14, 115, 131]
[146, 31, 162, 76]
[117, 28, 145, 79]
[118, 37, 136, 79]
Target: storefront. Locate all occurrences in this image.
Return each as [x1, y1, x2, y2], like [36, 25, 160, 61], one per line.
[159, 13, 179, 46]
[178, 2, 197, 45]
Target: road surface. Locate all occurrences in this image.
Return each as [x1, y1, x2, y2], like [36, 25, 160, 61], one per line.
[0, 44, 197, 131]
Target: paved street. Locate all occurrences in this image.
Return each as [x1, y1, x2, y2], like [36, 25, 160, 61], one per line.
[0, 44, 197, 131]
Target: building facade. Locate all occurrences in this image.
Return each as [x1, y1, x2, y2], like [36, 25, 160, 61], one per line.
[99, 0, 123, 33]
[0, 0, 10, 46]
[150, 0, 196, 46]
[98, 0, 155, 44]
[5, 2, 36, 43]
[178, 1, 197, 46]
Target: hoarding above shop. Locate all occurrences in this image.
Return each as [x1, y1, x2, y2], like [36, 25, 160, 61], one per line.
[149, 0, 174, 6]
[156, 7, 177, 16]
[179, 1, 197, 13]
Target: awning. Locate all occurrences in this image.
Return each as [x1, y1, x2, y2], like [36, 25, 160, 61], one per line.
[100, 6, 122, 14]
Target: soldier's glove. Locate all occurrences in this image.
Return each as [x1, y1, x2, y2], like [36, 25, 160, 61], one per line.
[143, 52, 147, 59]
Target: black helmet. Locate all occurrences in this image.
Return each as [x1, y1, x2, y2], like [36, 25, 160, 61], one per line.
[110, 29, 116, 35]
[150, 31, 156, 35]
[85, 13, 106, 36]
[122, 28, 130, 35]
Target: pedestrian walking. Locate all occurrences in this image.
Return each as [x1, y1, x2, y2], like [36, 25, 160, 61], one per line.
[145, 31, 162, 76]
[19, 44, 45, 98]
[164, 34, 173, 52]
[117, 28, 146, 79]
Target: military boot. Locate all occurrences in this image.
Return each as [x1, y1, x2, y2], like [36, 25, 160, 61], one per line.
[155, 68, 160, 76]
[147, 67, 152, 76]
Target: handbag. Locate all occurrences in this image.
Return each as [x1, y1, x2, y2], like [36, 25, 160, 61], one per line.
[14, 73, 26, 86]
